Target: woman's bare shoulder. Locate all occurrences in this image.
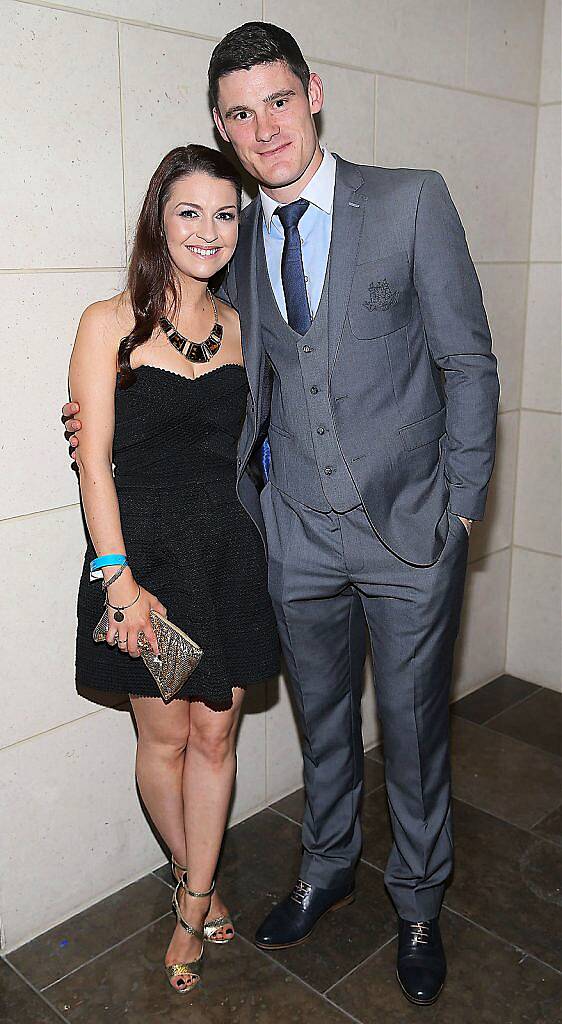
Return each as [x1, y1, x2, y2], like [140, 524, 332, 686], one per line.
[79, 290, 135, 341]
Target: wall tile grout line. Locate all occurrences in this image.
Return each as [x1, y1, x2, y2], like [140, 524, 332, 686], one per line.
[0, 266, 126, 274]
[36, 911, 173, 993]
[1, 502, 81, 524]
[0, 707, 111, 755]
[503, 0, 548, 678]
[116, 21, 129, 265]
[0, 958, 69, 1023]
[512, 544, 561, 558]
[519, 407, 562, 417]
[13, 0, 222, 42]
[11, 0, 542, 107]
[372, 73, 378, 166]
[463, 0, 471, 91]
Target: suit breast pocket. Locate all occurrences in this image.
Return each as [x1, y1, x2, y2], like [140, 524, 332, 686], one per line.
[348, 251, 412, 340]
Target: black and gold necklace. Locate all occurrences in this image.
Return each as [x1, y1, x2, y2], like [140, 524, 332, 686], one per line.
[159, 289, 223, 363]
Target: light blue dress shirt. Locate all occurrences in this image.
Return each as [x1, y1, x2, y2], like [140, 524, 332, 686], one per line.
[259, 148, 336, 321]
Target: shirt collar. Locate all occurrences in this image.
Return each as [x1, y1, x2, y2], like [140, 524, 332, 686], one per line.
[260, 148, 336, 233]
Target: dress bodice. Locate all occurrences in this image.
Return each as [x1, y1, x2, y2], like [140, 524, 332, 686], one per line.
[113, 363, 248, 487]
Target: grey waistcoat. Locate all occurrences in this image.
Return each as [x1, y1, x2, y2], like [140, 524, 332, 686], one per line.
[257, 228, 359, 513]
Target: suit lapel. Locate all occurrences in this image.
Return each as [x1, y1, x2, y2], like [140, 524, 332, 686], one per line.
[328, 156, 367, 374]
[235, 197, 264, 414]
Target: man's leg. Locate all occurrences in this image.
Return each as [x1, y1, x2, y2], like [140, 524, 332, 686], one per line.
[345, 509, 469, 921]
[262, 484, 367, 888]
[341, 506, 469, 1003]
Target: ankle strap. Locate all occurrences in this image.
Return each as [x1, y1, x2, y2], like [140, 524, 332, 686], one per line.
[183, 876, 215, 899]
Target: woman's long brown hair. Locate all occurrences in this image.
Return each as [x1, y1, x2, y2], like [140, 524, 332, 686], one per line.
[118, 144, 242, 388]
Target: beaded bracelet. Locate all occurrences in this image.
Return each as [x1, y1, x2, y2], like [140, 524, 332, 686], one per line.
[102, 563, 129, 590]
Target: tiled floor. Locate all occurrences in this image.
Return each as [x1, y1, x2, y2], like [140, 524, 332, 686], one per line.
[2, 675, 561, 1023]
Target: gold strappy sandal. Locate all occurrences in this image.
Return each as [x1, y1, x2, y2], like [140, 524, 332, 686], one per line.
[165, 874, 211, 994]
[171, 856, 235, 945]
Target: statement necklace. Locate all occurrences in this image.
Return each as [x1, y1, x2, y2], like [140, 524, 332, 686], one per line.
[159, 289, 223, 363]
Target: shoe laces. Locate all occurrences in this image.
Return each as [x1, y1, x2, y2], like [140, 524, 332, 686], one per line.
[409, 921, 430, 945]
[290, 879, 312, 906]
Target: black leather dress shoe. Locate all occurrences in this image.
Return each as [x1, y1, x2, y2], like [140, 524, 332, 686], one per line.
[396, 917, 446, 1005]
[254, 878, 355, 949]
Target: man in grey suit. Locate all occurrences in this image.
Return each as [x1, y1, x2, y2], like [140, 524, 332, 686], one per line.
[64, 22, 499, 1005]
[210, 22, 498, 1005]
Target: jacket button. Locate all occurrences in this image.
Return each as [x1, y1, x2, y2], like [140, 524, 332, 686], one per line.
[237, 457, 241, 466]
[317, 426, 325, 435]
[324, 466, 333, 475]
[303, 345, 312, 353]
[310, 386, 318, 395]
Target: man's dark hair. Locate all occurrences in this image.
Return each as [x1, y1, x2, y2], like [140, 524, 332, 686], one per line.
[209, 22, 310, 110]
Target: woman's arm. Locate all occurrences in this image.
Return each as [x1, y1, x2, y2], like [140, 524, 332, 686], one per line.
[69, 300, 165, 656]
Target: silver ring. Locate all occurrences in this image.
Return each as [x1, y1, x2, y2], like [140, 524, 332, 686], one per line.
[117, 638, 127, 646]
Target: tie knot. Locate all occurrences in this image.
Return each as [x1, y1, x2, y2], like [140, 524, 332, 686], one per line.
[275, 198, 309, 232]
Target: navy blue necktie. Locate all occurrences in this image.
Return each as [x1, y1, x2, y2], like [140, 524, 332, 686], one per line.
[276, 199, 311, 335]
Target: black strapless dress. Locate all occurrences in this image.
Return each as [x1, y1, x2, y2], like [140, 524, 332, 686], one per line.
[75, 364, 279, 706]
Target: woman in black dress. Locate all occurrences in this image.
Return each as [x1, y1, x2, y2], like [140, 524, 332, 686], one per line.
[68, 146, 279, 994]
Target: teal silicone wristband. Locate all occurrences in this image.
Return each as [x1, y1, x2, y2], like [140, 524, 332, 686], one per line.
[90, 554, 127, 572]
[89, 554, 128, 582]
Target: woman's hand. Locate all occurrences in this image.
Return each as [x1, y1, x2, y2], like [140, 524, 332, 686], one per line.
[105, 574, 167, 658]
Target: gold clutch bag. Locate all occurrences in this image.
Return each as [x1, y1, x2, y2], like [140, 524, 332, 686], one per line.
[93, 608, 203, 703]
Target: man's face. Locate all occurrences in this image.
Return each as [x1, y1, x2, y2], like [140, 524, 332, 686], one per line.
[213, 61, 323, 191]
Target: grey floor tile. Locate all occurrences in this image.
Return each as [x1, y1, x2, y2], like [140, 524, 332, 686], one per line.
[450, 716, 562, 829]
[486, 688, 562, 760]
[330, 908, 562, 1024]
[0, 960, 63, 1023]
[8, 875, 172, 990]
[48, 918, 350, 1023]
[445, 798, 562, 972]
[451, 676, 540, 726]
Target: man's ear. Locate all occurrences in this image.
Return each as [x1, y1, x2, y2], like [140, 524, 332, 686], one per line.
[213, 107, 230, 143]
[308, 72, 324, 116]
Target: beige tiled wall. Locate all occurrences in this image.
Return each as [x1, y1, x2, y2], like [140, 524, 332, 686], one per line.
[506, 0, 562, 691]
[1, 0, 548, 950]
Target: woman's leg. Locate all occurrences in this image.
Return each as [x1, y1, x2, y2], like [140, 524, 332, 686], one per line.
[130, 695, 191, 867]
[166, 687, 245, 979]
[131, 692, 240, 929]
[183, 687, 245, 891]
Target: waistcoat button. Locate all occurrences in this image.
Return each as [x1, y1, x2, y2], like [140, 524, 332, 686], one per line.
[310, 386, 318, 395]
[303, 345, 312, 353]
[324, 466, 333, 475]
[317, 426, 325, 435]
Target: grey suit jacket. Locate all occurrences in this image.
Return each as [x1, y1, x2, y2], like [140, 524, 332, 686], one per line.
[226, 156, 499, 566]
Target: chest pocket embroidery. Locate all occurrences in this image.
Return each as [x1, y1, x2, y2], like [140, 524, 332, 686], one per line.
[349, 251, 412, 339]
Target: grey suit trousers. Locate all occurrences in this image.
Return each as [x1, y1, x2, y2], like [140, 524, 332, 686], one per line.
[261, 482, 469, 922]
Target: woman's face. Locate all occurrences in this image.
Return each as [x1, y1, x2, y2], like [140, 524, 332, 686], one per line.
[162, 172, 239, 281]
